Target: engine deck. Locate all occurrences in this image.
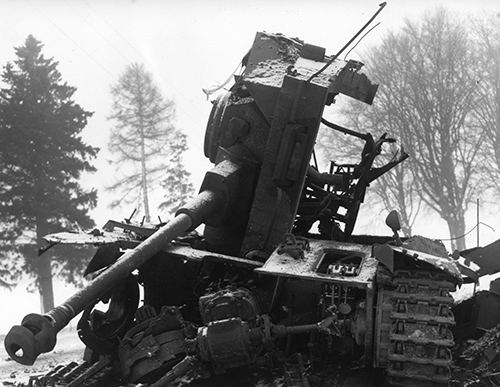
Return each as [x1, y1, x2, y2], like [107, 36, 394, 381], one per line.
[256, 239, 377, 287]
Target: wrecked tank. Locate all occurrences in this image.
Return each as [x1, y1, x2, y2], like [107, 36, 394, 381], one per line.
[4, 8, 480, 387]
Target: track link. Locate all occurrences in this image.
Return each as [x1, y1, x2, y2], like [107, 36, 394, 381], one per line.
[376, 268, 456, 386]
[25, 356, 114, 387]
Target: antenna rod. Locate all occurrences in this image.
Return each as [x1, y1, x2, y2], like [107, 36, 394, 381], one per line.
[307, 1, 387, 83]
[477, 198, 480, 247]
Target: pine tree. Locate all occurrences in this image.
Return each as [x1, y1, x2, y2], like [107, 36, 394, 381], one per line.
[0, 35, 98, 311]
[108, 63, 194, 221]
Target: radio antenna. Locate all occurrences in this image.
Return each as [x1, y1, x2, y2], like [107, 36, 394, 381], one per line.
[307, 2, 387, 83]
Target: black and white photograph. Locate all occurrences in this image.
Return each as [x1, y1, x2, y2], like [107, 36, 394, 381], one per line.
[1, 1, 500, 386]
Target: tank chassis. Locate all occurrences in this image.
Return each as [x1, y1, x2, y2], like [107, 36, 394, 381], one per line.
[6, 27, 380, 363]
[5, 12, 472, 387]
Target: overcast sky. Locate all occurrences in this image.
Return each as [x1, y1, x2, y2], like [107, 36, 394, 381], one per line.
[1, 0, 499, 238]
[1, 0, 500, 331]
[2, 0, 499, 227]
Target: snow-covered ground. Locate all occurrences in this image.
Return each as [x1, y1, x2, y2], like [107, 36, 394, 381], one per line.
[0, 326, 85, 385]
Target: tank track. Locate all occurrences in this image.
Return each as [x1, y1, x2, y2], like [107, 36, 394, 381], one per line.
[376, 268, 456, 387]
[24, 357, 116, 387]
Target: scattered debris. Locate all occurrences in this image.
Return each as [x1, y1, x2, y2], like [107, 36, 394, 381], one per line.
[452, 323, 500, 385]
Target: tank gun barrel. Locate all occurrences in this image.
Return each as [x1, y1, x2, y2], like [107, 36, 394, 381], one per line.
[4, 189, 221, 366]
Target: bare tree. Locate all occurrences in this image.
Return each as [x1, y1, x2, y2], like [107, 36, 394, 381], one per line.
[372, 157, 421, 237]
[354, 9, 486, 250]
[108, 63, 194, 221]
[471, 15, 500, 192]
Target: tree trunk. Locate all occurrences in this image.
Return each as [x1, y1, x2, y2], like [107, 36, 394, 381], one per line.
[38, 253, 54, 313]
[36, 218, 54, 313]
[401, 223, 412, 238]
[445, 214, 466, 251]
[399, 207, 413, 238]
[140, 128, 151, 223]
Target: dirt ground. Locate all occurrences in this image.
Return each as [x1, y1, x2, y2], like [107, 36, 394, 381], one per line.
[0, 326, 85, 386]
